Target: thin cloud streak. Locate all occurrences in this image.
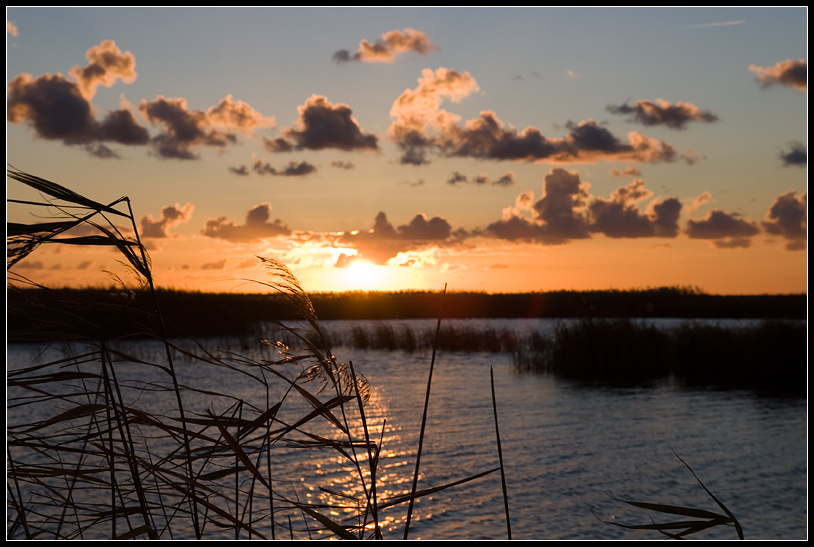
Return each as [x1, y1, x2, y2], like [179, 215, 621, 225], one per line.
[687, 20, 745, 28]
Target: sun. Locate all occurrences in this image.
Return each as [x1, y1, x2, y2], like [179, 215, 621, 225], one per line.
[343, 260, 384, 291]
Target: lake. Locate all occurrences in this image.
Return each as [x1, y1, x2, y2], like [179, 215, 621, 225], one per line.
[6, 318, 807, 539]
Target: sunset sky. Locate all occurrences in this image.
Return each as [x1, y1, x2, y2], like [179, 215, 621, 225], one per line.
[7, 7, 808, 295]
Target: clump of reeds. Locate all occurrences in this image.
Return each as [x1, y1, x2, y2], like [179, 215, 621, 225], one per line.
[512, 318, 806, 394]
[6, 167, 511, 540]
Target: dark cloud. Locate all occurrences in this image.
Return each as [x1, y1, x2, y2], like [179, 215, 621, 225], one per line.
[762, 190, 807, 250]
[229, 165, 250, 176]
[650, 198, 683, 238]
[140, 203, 194, 238]
[588, 179, 681, 238]
[202, 203, 292, 242]
[749, 59, 807, 92]
[271, 95, 379, 153]
[484, 169, 592, 244]
[389, 69, 680, 166]
[252, 159, 317, 176]
[83, 143, 120, 159]
[685, 209, 760, 246]
[779, 142, 807, 167]
[606, 99, 719, 129]
[447, 170, 515, 186]
[333, 28, 437, 64]
[7, 41, 149, 157]
[138, 94, 273, 160]
[331, 160, 355, 169]
[485, 170, 682, 244]
[139, 96, 228, 159]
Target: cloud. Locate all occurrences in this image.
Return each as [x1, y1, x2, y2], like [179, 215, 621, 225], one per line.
[206, 94, 275, 134]
[338, 211, 457, 264]
[484, 168, 592, 244]
[686, 191, 712, 214]
[251, 159, 317, 176]
[687, 20, 745, 28]
[388, 71, 680, 165]
[389, 67, 480, 165]
[140, 203, 194, 238]
[201, 258, 227, 270]
[779, 142, 807, 167]
[202, 203, 292, 242]
[484, 170, 682, 244]
[139, 94, 273, 159]
[762, 190, 807, 250]
[397, 179, 426, 187]
[229, 165, 250, 176]
[588, 179, 682, 238]
[68, 40, 137, 100]
[685, 209, 760, 247]
[609, 165, 642, 177]
[446, 170, 515, 186]
[331, 160, 355, 170]
[7, 71, 148, 149]
[749, 59, 807, 92]
[606, 99, 719, 129]
[334, 28, 438, 64]
[267, 94, 379, 153]
[7, 21, 19, 36]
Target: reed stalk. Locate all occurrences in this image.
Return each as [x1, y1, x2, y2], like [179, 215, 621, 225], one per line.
[403, 283, 447, 539]
[491, 366, 512, 539]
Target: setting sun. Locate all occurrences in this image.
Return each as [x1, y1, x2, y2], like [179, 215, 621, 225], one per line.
[342, 260, 385, 291]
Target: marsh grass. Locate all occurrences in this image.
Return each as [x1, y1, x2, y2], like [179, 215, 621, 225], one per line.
[6, 167, 506, 540]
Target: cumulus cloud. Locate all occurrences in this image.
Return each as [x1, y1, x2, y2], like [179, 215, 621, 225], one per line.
[140, 203, 194, 238]
[762, 190, 807, 250]
[588, 179, 681, 238]
[685, 209, 760, 247]
[606, 99, 719, 129]
[333, 28, 438, 63]
[446, 170, 515, 186]
[389, 72, 680, 165]
[68, 40, 137, 100]
[201, 203, 292, 242]
[389, 67, 480, 165]
[749, 59, 807, 92]
[338, 211, 457, 264]
[267, 94, 379, 153]
[331, 160, 355, 170]
[484, 169, 682, 244]
[251, 159, 317, 176]
[139, 94, 273, 159]
[779, 142, 807, 167]
[7, 21, 19, 36]
[609, 165, 642, 177]
[7, 45, 149, 151]
[484, 168, 592, 244]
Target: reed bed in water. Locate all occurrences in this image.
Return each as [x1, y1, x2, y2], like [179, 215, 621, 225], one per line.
[264, 318, 806, 394]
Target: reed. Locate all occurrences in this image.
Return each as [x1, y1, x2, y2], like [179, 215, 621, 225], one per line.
[6, 167, 508, 540]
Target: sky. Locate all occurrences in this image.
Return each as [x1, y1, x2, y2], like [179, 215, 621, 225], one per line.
[6, 7, 808, 295]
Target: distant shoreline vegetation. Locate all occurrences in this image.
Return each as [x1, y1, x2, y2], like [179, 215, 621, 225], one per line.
[7, 286, 806, 339]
